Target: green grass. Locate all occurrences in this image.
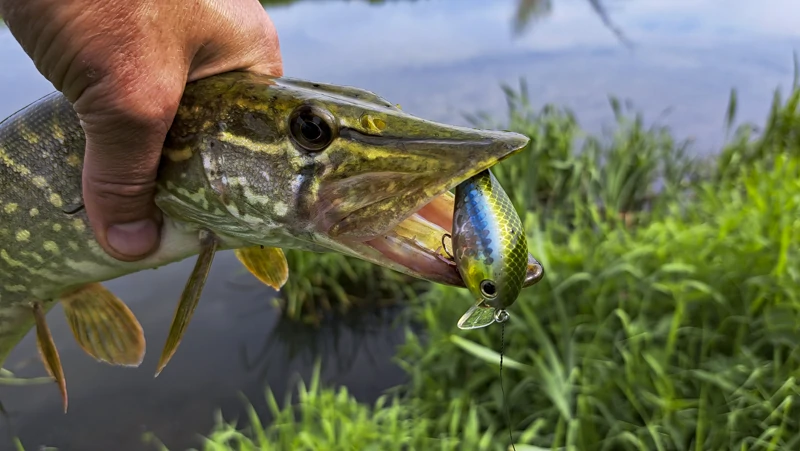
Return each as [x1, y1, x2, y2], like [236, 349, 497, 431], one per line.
[142, 360, 500, 451]
[163, 55, 800, 451]
[398, 155, 800, 450]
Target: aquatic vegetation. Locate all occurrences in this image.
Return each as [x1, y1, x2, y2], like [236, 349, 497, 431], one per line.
[0, 368, 51, 387]
[143, 360, 500, 451]
[169, 61, 800, 451]
[277, 249, 423, 325]
[398, 156, 800, 449]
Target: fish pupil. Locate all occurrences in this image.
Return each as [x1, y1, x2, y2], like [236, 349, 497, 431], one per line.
[300, 118, 323, 141]
[289, 105, 336, 152]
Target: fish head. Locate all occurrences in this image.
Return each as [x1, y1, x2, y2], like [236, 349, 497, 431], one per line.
[157, 71, 540, 287]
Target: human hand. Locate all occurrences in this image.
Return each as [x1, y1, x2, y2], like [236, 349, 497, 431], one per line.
[0, 0, 282, 261]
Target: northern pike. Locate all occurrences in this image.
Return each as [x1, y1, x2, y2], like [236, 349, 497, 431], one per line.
[0, 71, 544, 412]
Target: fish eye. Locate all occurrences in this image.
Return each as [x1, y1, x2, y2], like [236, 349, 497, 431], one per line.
[480, 279, 497, 299]
[289, 105, 337, 152]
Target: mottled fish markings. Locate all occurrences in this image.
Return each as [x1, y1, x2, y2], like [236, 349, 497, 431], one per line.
[0, 71, 540, 412]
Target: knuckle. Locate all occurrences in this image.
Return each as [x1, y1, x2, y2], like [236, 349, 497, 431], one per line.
[83, 176, 158, 226]
[111, 87, 179, 134]
[86, 177, 157, 203]
[76, 70, 183, 137]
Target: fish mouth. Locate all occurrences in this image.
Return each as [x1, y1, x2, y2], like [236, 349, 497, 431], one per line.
[325, 191, 545, 288]
[314, 130, 545, 288]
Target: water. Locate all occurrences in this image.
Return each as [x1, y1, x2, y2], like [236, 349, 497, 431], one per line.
[0, 252, 410, 450]
[0, 0, 798, 449]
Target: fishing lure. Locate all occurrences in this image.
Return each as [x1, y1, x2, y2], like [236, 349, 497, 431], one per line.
[446, 168, 529, 329]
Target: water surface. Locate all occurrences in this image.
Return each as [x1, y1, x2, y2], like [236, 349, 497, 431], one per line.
[0, 0, 798, 449]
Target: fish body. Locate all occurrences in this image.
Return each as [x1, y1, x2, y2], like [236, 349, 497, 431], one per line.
[451, 169, 534, 329]
[0, 71, 539, 409]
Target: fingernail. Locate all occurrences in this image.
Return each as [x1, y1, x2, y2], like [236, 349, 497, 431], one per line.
[107, 219, 159, 257]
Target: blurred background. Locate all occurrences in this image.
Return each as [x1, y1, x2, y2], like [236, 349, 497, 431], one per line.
[1, 0, 799, 450]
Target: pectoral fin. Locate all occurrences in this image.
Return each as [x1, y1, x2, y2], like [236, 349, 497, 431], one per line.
[456, 301, 497, 330]
[61, 283, 145, 367]
[234, 246, 289, 290]
[156, 229, 218, 376]
[32, 302, 67, 412]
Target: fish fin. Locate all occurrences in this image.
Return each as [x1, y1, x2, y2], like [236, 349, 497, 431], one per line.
[60, 283, 145, 367]
[32, 302, 67, 413]
[156, 230, 218, 377]
[234, 246, 289, 290]
[456, 301, 497, 330]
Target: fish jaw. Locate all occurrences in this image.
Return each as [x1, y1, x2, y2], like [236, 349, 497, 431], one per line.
[311, 126, 530, 240]
[304, 125, 531, 287]
[314, 192, 465, 285]
[315, 191, 543, 288]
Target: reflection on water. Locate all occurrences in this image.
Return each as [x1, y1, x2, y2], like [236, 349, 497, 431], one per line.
[509, 0, 630, 46]
[0, 0, 799, 449]
[256, 0, 629, 43]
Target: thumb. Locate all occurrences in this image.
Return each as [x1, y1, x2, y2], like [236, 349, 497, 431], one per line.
[76, 79, 183, 262]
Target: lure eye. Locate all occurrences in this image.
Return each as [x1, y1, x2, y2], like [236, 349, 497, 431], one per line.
[289, 105, 337, 152]
[480, 279, 497, 299]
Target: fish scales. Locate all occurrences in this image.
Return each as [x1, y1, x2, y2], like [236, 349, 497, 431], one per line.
[0, 93, 110, 363]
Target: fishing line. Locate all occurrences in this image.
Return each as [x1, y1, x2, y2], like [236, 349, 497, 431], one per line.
[495, 309, 515, 451]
